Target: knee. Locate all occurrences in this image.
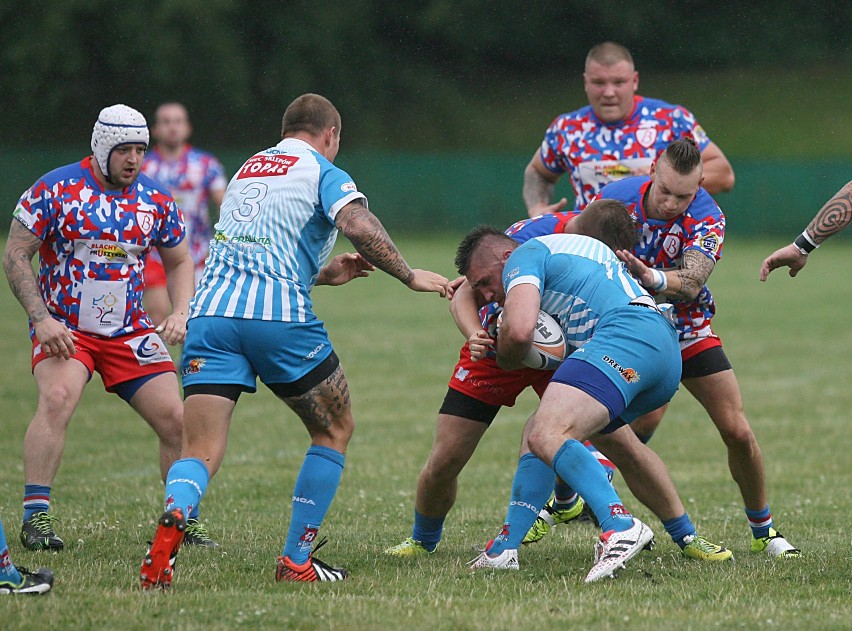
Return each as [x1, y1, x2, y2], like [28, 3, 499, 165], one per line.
[36, 383, 79, 421]
[715, 414, 756, 448]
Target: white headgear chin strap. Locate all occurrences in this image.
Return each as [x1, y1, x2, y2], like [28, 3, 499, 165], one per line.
[91, 104, 149, 184]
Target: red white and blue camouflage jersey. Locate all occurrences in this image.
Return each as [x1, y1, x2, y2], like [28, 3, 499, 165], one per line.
[142, 146, 226, 268]
[596, 176, 725, 342]
[539, 95, 711, 211]
[12, 156, 185, 338]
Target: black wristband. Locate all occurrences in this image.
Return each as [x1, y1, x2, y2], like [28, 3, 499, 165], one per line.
[794, 233, 816, 254]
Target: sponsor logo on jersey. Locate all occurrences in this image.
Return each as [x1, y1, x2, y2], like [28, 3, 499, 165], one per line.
[340, 182, 357, 193]
[13, 205, 33, 229]
[699, 233, 720, 254]
[598, 163, 632, 178]
[236, 154, 300, 179]
[602, 354, 641, 383]
[182, 357, 206, 376]
[636, 127, 658, 148]
[506, 267, 520, 280]
[136, 210, 155, 235]
[88, 242, 130, 261]
[125, 334, 172, 365]
[454, 366, 470, 381]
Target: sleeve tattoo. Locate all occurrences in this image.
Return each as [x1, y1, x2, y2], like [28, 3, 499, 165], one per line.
[807, 181, 852, 244]
[523, 167, 555, 211]
[335, 201, 414, 284]
[2, 220, 50, 322]
[671, 249, 715, 301]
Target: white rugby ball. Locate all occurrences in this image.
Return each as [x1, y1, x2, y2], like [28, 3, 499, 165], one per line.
[523, 310, 566, 370]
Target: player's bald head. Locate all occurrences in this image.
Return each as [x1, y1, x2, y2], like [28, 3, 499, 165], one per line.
[585, 42, 634, 71]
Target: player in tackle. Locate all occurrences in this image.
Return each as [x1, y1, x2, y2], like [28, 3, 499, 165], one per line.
[386, 201, 731, 565]
[459, 227, 686, 581]
[139, 93, 449, 588]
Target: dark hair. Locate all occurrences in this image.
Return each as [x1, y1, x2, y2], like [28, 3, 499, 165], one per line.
[455, 225, 513, 275]
[281, 93, 341, 138]
[662, 137, 702, 175]
[575, 199, 639, 251]
[585, 41, 633, 69]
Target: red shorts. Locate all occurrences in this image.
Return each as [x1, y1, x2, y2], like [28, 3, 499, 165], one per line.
[145, 257, 167, 288]
[680, 334, 722, 361]
[32, 329, 176, 391]
[447, 343, 553, 408]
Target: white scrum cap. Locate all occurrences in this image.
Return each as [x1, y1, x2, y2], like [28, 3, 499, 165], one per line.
[91, 104, 149, 180]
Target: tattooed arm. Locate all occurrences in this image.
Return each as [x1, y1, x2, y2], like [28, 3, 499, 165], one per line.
[760, 181, 852, 280]
[616, 248, 715, 301]
[334, 200, 448, 296]
[2, 219, 78, 358]
[523, 152, 568, 218]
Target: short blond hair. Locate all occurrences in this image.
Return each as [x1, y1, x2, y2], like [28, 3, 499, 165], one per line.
[585, 42, 634, 70]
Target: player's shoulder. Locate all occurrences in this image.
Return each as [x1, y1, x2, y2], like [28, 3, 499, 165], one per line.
[636, 95, 696, 120]
[548, 105, 596, 129]
[686, 188, 724, 221]
[33, 160, 87, 189]
[135, 171, 176, 201]
[186, 145, 222, 164]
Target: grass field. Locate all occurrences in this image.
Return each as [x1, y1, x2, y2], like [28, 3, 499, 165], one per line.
[0, 236, 850, 630]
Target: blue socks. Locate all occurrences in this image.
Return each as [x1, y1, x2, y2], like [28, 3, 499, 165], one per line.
[551, 439, 634, 533]
[0, 518, 22, 586]
[552, 478, 579, 511]
[662, 513, 697, 548]
[412, 511, 444, 552]
[23, 484, 51, 521]
[745, 505, 773, 539]
[164, 458, 210, 518]
[488, 453, 554, 555]
[281, 445, 345, 564]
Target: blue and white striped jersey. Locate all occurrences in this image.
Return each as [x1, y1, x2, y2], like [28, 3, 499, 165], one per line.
[190, 138, 366, 322]
[503, 234, 649, 350]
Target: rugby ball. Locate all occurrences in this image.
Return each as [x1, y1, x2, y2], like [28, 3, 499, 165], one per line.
[523, 310, 566, 370]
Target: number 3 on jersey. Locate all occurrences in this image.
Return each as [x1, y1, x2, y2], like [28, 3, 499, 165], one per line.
[233, 182, 268, 222]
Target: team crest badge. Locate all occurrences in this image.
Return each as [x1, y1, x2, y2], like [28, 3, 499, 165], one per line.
[636, 127, 657, 149]
[136, 210, 155, 235]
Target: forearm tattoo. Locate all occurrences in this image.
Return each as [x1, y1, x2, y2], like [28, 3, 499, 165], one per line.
[522, 168, 555, 211]
[2, 221, 50, 322]
[284, 366, 350, 431]
[807, 181, 852, 244]
[337, 202, 414, 284]
[671, 249, 715, 301]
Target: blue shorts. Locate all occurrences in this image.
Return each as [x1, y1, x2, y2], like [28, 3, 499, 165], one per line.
[551, 305, 681, 426]
[181, 316, 334, 392]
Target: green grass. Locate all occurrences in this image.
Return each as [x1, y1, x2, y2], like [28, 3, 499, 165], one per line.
[0, 236, 850, 630]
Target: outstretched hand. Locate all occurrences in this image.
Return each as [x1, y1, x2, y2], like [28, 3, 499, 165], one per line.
[759, 244, 808, 281]
[616, 249, 655, 287]
[319, 253, 375, 286]
[405, 269, 450, 297]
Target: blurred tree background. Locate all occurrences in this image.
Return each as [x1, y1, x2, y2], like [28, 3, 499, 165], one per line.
[1, 1, 850, 233]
